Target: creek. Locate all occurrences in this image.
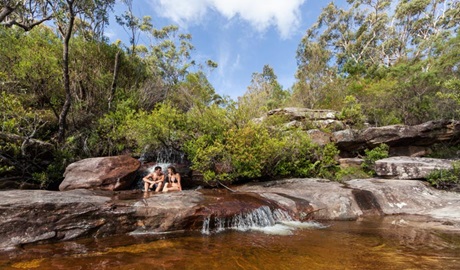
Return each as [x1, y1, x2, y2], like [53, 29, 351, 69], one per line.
[0, 215, 459, 269]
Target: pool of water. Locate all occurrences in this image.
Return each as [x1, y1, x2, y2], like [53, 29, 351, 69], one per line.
[1, 217, 459, 269]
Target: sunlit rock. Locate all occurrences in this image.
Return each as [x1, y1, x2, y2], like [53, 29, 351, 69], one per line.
[59, 155, 140, 191]
[334, 120, 460, 153]
[374, 157, 453, 180]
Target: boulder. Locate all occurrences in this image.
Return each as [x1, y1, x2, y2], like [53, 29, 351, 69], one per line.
[0, 188, 294, 249]
[374, 157, 454, 180]
[59, 155, 140, 191]
[333, 120, 460, 153]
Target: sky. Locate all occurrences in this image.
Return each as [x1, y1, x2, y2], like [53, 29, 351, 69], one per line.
[105, 0, 347, 100]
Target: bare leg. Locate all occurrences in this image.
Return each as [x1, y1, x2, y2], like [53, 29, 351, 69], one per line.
[155, 182, 163, 192]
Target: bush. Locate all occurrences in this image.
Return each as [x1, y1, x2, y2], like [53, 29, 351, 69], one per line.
[426, 161, 460, 190]
[338, 95, 366, 128]
[335, 167, 370, 182]
[362, 144, 389, 175]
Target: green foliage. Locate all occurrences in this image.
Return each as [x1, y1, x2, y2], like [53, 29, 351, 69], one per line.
[427, 143, 460, 159]
[335, 166, 370, 182]
[427, 161, 460, 190]
[184, 118, 340, 183]
[125, 102, 187, 152]
[362, 144, 389, 175]
[338, 95, 366, 128]
[295, 0, 460, 125]
[91, 98, 138, 156]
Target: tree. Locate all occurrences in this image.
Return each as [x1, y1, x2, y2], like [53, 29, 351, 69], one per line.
[0, 0, 53, 31]
[115, 0, 152, 55]
[140, 25, 196, 109]
[238, 65, 287, 120]
[51, 0, 115, 142]
[294, 0, 460, 125]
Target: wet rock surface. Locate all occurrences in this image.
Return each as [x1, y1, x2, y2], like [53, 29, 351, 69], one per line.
[1, 178, 460, 250]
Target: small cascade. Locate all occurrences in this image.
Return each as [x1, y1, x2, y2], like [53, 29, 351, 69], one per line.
[201, 206, 295, 235]
[139, 146, 186, 164]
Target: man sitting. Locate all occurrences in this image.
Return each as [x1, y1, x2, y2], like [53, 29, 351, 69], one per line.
[142, 166, 164, 192]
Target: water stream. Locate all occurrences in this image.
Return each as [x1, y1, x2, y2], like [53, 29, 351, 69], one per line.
[1, 216, 459, 269]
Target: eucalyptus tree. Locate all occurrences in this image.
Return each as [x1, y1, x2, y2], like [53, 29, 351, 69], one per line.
[140, 25, 196, 109]
[115, 0, 152, 55]
[0, 0, 53, 30]
[239, 65, 287, 119]
[294, 0, 460, 124]
[391, 0, 460, 61]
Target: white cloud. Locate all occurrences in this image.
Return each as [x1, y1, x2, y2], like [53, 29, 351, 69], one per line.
[150, 0, 307, 38]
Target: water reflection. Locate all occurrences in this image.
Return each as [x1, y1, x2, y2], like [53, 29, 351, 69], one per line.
[1, 216, 459, 270]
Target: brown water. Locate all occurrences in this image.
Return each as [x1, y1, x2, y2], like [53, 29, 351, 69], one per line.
[1, 217, 459, 270]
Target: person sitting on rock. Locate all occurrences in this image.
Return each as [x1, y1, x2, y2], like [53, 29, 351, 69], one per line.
[162, 166, 182, 192]
[143, 166, 164, 192]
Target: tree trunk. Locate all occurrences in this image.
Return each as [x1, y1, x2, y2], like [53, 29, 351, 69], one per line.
[57, 3, 75, 143]
[108, 50, 120, 110]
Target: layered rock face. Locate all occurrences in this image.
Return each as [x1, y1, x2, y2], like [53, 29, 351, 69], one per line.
[333, 120, 460, 154]
[2, 178, 459, 250]
[258, 108, 460, 155]
[59, 155, 140, 191]
[0, 189, 137, 250]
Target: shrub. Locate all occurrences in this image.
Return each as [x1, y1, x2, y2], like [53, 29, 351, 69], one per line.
[338, 95, 366, 128]
[362, 144, 389, 175]
[426, 161, 460, 190]
[335, 167, 370, 182]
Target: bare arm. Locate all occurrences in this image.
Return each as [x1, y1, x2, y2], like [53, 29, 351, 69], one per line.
[177, 173, 182, 191]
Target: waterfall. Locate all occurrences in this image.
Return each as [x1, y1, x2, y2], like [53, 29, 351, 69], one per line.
[201, 206, 302, 235]
[139, 146, 186, 164]
[201, 206, 326, 235]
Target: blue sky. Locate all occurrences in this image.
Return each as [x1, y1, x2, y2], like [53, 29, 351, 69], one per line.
[106, 0, 346, 100]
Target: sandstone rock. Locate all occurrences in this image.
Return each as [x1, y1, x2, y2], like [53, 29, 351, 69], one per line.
[0, 189, 137, 250]
[267, 107, 338, 121]
[2, 178, 460, 250]
[333, 120, 460, 153]
[307, 129, 332, 146]
[374, 157, 454, 180]
[59, 155, 140, 191]
[346, 179, 460, 220]
[266, 108, 344, 131]
[237, 179, 363, 221]
[238, 178, 460, 222]
[0, 188, 290, 250]
[339, 158, 364, 168]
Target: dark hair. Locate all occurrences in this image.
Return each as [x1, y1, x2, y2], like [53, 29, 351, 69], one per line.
[154, 166, 162, 171]
[168, 166, 177, 174]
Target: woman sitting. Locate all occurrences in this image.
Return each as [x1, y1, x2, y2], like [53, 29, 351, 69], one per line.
[162, 166, 182, 192]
